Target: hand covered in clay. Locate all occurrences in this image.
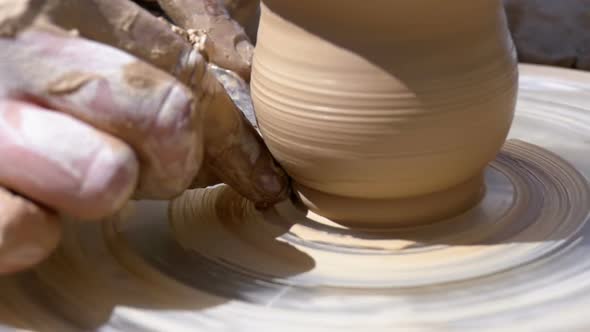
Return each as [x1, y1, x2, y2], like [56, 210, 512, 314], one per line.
[0, 0, 287, 274]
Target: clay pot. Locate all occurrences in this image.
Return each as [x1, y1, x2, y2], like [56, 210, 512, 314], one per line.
[251, 0, 518, 227]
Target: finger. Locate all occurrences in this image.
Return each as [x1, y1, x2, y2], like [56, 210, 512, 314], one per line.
[157, 0, 254, 80]
[0, 100, 138, 219]
[0, 187, 60, 275]
[39, 0, 252, 81]
[194, 64, 289, 207]
[39, 0, 207, 85]
[0, 29, 202, 198]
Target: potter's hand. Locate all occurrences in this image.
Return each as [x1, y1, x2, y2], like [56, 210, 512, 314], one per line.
[0, 0, 288, 274]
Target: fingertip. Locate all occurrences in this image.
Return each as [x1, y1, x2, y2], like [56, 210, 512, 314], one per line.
[134, 81, 203, 198]
[3, 30, 202, 200]
[251, 158, 291, 207]
[0, 189, 60, 275]
[198, 65, 289, 206]
[77, 137, 139, 220]
[0, 100, 140, 220]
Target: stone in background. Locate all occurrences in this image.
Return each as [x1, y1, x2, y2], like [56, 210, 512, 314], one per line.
[504, 0, 590, 70]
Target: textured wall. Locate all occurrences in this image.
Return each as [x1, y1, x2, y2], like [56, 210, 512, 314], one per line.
[504, 0, 590, 70]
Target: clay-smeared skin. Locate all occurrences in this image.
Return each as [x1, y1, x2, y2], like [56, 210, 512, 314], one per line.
[40, 0, 253, 81]
[0, 0, 288, 204]
[0, 0, 288, 275]
[251, 0, 519, 225]
[157, 0, 254, 80]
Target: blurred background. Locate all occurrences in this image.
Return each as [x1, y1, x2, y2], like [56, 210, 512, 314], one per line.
[137, 0, 590, 71]
[503, 0, 590, 71]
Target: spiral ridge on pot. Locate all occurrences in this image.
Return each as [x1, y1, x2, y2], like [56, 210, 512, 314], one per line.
[251, 2, 518, 225]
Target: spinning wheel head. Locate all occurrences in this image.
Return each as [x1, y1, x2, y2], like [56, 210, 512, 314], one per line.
[2, 65, 590, 331]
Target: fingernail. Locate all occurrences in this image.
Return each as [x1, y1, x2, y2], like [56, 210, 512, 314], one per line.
[253, 159, 290, 203]
[257, 172, 283, 194]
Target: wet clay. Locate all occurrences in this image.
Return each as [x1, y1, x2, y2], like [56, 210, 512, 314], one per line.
[251, 0, 519, 226]
[157, 0, 254, 80]
[167, 139, 590, 280]
[2, 64, 590, 332]
[0, 1, 288, 205]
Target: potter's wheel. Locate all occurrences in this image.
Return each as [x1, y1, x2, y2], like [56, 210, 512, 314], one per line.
[2, 64, 590, 331]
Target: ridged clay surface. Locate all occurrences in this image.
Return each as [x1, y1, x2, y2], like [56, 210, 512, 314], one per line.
[1, 64, 590, 331]
[251, 0, 518, 225]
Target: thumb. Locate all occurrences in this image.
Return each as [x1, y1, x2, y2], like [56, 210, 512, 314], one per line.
[193, 64, 289, 207]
